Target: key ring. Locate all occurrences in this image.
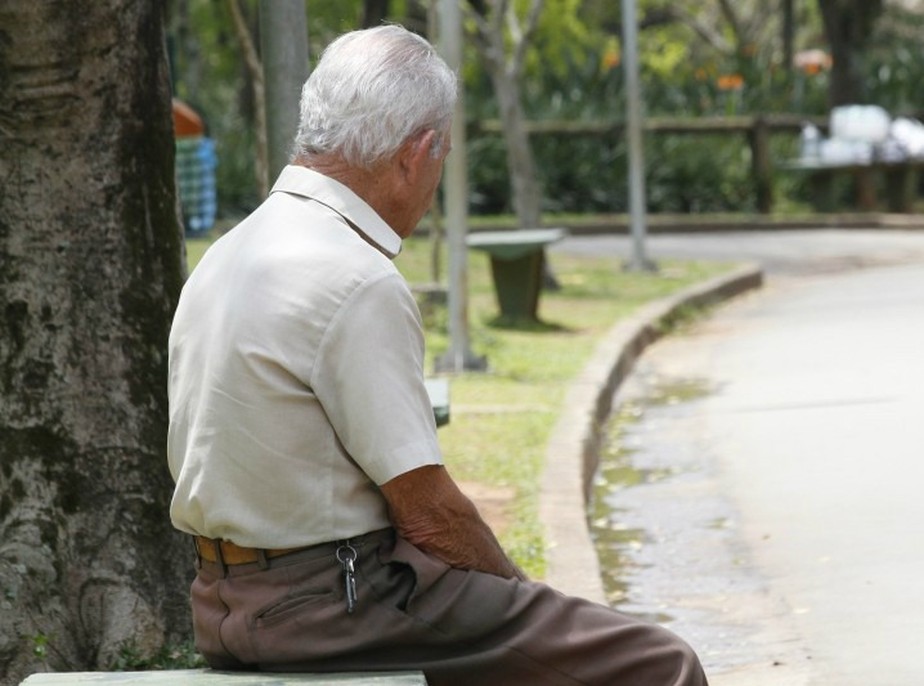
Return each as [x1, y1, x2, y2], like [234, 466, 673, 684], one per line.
[336, 544, 357, 564]
[336, 543, 359, 614]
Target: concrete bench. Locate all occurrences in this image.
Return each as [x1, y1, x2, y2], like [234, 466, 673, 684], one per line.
[424, 377, 449, 427]
[783, 158, 924, 212]
[21, 669, 428, 685]
[466, 228, 567, 321]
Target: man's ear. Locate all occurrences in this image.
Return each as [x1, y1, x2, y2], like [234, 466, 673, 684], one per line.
[398, 129, 437, 183]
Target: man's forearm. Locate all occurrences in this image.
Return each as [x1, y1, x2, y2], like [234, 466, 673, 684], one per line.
[380, 465, 527, 581]
[400, 499, 527, 581]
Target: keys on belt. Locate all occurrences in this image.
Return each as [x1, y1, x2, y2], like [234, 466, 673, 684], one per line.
[336, 543, 358, 614]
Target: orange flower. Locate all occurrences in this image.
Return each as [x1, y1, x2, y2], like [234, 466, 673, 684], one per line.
[793, 49, 832, 75]
[602, 48, 620, 70]
[716, 73, 744, 91]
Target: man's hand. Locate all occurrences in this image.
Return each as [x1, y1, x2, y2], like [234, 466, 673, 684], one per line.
[380, 464, 527, 581]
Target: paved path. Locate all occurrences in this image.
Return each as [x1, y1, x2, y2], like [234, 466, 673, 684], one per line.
[554, 229, 924, 685]
[556, 228, 924, 276]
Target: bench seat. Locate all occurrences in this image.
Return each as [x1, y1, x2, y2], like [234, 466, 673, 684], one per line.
[466, 228, 567, 321]
[20, 669, 427, 685]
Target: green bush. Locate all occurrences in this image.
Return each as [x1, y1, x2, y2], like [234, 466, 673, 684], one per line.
[172, 4, 924, 220]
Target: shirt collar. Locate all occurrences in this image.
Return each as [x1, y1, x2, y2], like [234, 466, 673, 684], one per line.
[269, 165, 402, 258]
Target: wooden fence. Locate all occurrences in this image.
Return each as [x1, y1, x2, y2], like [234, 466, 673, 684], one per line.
[471, 114, 829, 214]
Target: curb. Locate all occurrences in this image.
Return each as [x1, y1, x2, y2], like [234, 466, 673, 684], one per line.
[539, 262, 765, 602]
[540, 213, 924, 234]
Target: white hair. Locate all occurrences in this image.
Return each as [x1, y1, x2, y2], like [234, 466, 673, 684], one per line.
[293, 25, 457, 168]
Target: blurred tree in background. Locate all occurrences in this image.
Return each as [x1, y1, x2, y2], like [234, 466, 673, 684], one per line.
[819, 0, 885, 107]
[167, 0, 924, 220]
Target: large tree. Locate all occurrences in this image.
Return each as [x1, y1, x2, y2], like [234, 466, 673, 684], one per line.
[0, 1, 191, 682]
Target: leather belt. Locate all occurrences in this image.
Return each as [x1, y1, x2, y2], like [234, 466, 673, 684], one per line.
[194, 536, 310, 566]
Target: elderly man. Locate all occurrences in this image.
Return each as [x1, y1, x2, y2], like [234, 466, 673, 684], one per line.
[167, 24, 707, 685]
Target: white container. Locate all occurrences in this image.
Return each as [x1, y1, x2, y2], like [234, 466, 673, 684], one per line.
[890, 117, 924, 157]
[820, 137, 872, 165]
[830, 105, 891, 144]
[800, 123, 822, 161]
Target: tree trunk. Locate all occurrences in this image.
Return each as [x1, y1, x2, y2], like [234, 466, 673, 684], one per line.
[781, 0, 794, 77]
[229, 0, 269, 197]
[818, 0, 884, 107]
[468, 0, 556, 287]
[469, 0, 544, 230]
[0, 2, 191, 682]
[489, 65, 543, 230]
[362, 0, 390, 28]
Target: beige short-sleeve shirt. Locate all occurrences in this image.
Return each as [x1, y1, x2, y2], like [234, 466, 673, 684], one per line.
[167, 166, 443, 548]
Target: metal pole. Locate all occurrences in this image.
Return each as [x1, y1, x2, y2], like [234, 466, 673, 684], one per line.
[621, 0, 655, 272]
[435, 0, 486, 372]
[259, 0, 309, 183]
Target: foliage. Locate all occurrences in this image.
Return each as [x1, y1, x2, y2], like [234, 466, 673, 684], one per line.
[467, 1, 924, 216]
[864, 6, 924, 115]
[168, 1, 367, 214]
[645, 134, 756, 213]
[170, 1, 924, 220]
[169, 1, 261, 214]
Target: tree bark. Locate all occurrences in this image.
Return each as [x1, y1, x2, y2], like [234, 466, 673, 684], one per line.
[818, 0, 884, 107]
[0, 1, 191, 682]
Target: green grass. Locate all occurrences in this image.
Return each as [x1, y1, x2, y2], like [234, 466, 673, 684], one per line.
[185, 232, 735, 579]
[184, 238, 213, 272]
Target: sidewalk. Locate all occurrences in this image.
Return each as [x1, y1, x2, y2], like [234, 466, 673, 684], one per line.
[548, 230, 924, 683]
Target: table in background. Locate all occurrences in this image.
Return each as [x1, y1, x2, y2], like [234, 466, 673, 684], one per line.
[466, 228, 567, 321]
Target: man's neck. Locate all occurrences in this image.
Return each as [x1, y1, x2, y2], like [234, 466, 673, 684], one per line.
[294, 153, 408, 237]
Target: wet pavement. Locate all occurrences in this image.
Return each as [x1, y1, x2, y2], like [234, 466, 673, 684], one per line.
[554, 229, 924, 685]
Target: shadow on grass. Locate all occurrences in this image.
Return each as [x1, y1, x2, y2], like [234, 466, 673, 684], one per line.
[486, 316, 574, 333]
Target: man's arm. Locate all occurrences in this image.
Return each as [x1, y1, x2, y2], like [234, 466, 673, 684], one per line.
[379, 464, 527, 581]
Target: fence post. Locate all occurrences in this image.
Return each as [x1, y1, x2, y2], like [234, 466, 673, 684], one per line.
[749, 116, 774, 213]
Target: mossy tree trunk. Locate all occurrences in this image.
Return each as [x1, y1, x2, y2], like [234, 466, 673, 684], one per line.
[0, 1, 191, 682]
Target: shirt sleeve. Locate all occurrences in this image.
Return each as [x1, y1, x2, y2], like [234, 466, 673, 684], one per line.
[310, 270, 443, 485]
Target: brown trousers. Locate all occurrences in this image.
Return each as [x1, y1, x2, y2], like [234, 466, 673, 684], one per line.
[191, 529, 708, 686]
